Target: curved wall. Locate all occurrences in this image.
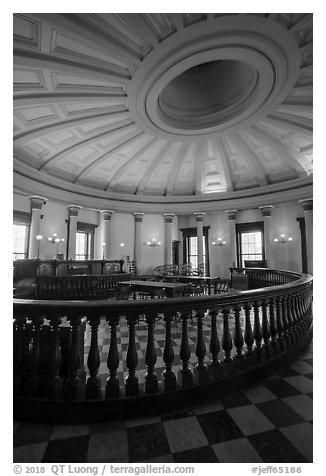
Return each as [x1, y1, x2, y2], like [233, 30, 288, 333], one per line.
[14, 191, 308, 278]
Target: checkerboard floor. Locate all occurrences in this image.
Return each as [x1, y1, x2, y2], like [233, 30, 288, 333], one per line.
[13, 340, 313, 463]
[85, 312, 260, 387]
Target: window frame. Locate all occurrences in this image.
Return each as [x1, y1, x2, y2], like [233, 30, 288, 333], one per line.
[74, 221, 96, 260]
[180, 226, 210, 275]
[13, 211, 31, 260]
[236, 221, 265, 268]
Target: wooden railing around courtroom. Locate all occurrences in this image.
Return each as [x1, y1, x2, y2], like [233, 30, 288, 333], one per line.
[35, 273, 131, 300]
[13, 268, 313, 422]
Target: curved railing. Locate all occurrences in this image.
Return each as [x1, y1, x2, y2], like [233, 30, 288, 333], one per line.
[13, 268, 313, 423]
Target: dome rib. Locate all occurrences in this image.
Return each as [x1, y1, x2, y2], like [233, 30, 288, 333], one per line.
[13, 12, 313, 205]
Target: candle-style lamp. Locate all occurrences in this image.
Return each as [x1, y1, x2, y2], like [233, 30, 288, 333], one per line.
[120, 242, 125, 259]
[48, 233, 65, 258]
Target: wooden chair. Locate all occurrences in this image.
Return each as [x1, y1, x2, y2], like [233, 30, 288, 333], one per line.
[192, 262, 205, 276]
[178, 263, 193, 276]
[167, 264, 179, 276]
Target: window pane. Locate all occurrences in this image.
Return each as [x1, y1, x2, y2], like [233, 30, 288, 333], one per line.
[76, 232, 88, 260]
[241, 234, 248, 244]
[242, 243, 249, 254]
[238, 229, 263, 267]
[254, 232, 262, 244]
[13, 223, 28, 260]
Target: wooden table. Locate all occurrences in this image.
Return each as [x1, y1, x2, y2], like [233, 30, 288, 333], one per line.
[117, 280, 188, 299]
[163, 275, 220, 294]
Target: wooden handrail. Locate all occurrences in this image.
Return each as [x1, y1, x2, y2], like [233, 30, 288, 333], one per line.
[13, 268, 313, 422]
[13, 271, 312, 315]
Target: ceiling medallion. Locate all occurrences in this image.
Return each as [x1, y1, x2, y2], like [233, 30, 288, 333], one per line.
[128, 15, 300, 140]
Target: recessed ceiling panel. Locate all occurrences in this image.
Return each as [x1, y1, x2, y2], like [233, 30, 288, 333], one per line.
[13, 13, 313, 202]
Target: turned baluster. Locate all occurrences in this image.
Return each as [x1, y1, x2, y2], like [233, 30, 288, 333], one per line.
[178, 312, 193, 388]
[281, 296, 289, 344]
[67, 278, 73, 298]
[163, 313, 176, 391]
[261, 299, 271, 350]
[300, 291, 306, 325]
[302, 290, 308, 320]
[194, 310, 209, 383]
[290, 293, 299, 336]
[233, 305, 244, 359]
[85, 317, 101, 399]
[253, 301, 262, 357]
[222, 308, 233, 362]
[306, 289, 313, 324]
[66, 314, 82, 399]
[106, 316, 120, 398]
[125, 315, 139, 396]
[44, 314, 63, 398]
[286, 295, 295, 342]
[275, 296, 284, 346]
[303, 290, 308, 318]
[297, 292, 306, 332]
[145, 313, 158, 393]
[268, 297, 278, 352]
[209, 309, 221, 367]
[13, 316, 27, 395]
[244, 304, 254, 355]
[25, 315, 43, 397]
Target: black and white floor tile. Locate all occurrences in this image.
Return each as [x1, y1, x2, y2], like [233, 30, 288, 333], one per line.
[13, 340, 313, 463]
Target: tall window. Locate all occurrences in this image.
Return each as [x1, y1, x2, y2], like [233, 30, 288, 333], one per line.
[75, 231, 91, 260]
[181, 226, 210, 274]
[236, 222, 265, 267]
[74, 221, 96, 260]
[13, 223, 29, 260]
[187, 236, 206, 269]
[13, 211, 31, 260]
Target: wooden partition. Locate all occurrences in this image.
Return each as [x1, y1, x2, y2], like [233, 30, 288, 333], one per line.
[13, 259, 125, 282]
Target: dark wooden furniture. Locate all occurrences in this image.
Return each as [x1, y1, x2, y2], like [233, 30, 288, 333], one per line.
[13, 259, 125, 281]
[13, 259, 129, 299]
[117, 280, 188, 298]
[244, 259, 268, 268]
[164, 275, 221, 295]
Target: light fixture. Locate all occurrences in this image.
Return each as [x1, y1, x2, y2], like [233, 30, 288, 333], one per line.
[47, 233, 65, 258]
[120, 242, 125, 259]
[274, 234, 293, 244]
[146, 238, 162, 247]
[212, 237, 227, 246]
[36, 234, 43, 259]
[102, 242, 106, 260]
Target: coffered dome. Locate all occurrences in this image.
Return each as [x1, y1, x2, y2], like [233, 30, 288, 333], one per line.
[13, 13, 313, 210]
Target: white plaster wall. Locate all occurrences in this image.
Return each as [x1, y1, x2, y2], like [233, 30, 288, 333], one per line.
[141, 214, 165, 274]
[107, 212, 134, 263]
[271, 203, 303, 272]
[13, 193, 307, 275]
[207, 211, 230, 279]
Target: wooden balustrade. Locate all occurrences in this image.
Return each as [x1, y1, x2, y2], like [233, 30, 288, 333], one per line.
[35, 273, 131, 300]
[13, 268, 313, 421]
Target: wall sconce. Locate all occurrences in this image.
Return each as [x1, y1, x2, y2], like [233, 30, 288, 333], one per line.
[48, 233, 65, 258]
[102, 242, 106, 260]
[36, 234, 43, 259]
[145, 238, 162, 247]
[212, 237, 227, 247]
[274, 234, 293, 244]
[120, 242, 125, 258]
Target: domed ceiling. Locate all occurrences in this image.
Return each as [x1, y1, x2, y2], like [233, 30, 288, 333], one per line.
[13, 13, 313, 208]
